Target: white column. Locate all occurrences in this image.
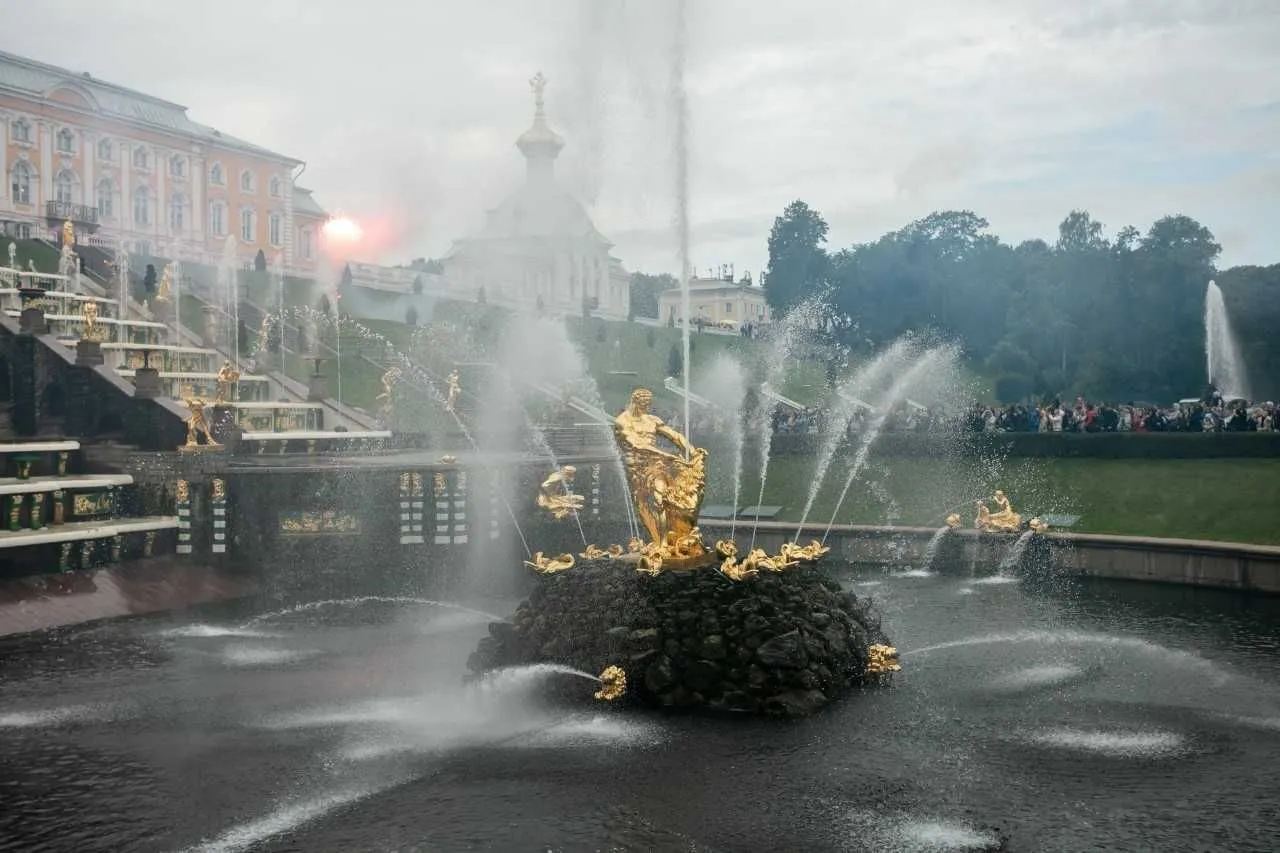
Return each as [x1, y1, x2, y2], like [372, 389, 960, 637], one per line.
[120, 143, 131, 236]
[191, 155, 204, 239]
[0, 113, 7, 204]
[154, 146, 165, 241]
[39, 121, 54, 205]
[82, 131, 94, 210]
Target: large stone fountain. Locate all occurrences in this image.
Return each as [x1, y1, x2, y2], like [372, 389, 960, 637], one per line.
[469, 387, 896, 717]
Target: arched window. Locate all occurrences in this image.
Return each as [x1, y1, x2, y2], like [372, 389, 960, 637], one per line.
[54, 170, 77, 204]
[210, 162, 224, 186]
[268, 212, 283, 246]
[10, 161, 32, 204]
[132, 147, 149, 169]
[209, 201, 227, 237]
[10, 119, 32, 144]
[240, 208, 256, 242]
[133, 186, 151, 226]
[96, 179, 115, 218]
[239, 170, 255, 192]
[97, 138, 114, 161]
[56, 128, 75, 154]
[169, 193, 188, 231]
[268, 176, 282, 198]
[169, 155, 186, 178]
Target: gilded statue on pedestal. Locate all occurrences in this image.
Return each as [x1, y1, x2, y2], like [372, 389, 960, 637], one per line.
[183, 398, 219, 447]
[376, 366, 401, 424]
[613, 388, 707, 565]
[537, 465, 585, 520]
[445, 369, 461, 413]
[975, 489, 1022, 532]
[156, 264, 174, 302]
[79, 300, 104, 342]
[215, 360, 240, 405]
[62, 220, 75, 247]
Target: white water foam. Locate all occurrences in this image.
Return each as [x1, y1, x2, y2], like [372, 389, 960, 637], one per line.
[990, 664, 1084, 690]
[1024, 726, 1185, 758]
[182, 787, 380, 853]
[221, 646, 320, 667]
[895, 818, 1001, 851]
[902, 630, 1227, 683]
[0, 704, 106, 728]
[957, 587, 975, 596]
[970, 575, 1018, 586]
[245, 596, 505, 626]
[894, 569, 935, 579]
[161, 624, 279, 639]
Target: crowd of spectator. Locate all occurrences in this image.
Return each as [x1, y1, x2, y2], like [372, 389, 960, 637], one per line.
[964, 393, 1279, 434]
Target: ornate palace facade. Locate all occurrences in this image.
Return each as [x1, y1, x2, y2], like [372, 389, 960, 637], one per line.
[0, 49, 326, 274]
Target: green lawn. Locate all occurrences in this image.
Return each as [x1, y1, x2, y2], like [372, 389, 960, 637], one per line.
[705, 454, 1280, 545]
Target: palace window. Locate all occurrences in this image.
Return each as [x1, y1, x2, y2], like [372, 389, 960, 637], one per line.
[240, 170, 255, 192]
[268, 212, 282, 246]
[96, 179, 115, 218]
[97, 138, 114, 161]
[210, 201, 226, 237]
[725, 301, 733, 313]
[170, 155, 186, 178]
[56, 128, 75, 154]
[10, 161, 32, 204]
[170, 193, 188, 231]
[300, 227, 314, 260]
[268, 176, 282, 198]
[240, 208, 256, 242]
[132, 147, 149, 169]
[210, 162, 224, 186]
[133, 186, 151, 226]
[55, 170, 77, 204]
[11, 119, 32, 144]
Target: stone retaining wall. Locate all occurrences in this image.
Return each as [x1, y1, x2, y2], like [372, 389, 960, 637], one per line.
[701, 521, 1280, 594]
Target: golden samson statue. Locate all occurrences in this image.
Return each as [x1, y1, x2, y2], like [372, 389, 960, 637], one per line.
[614, 388, 709, 567]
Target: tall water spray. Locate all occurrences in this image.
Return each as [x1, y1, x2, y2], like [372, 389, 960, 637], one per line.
[699, 354, 748, 538]
[220, 235, 239, 364]
[1205, 280, 1249, 400]
[796, 336, 917, 534]
[821, 345, 959, 542]
[672, 0, 692, 442]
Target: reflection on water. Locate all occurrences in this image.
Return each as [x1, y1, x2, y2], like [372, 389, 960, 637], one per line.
[1, 573, 1279, 852]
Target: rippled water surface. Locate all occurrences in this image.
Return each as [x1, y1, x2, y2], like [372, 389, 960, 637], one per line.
[3, 572, 1280, 852]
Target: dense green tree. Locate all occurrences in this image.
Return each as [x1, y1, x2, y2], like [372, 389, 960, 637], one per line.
[764, 199, 1277, 402]
[765, 200, 829, 315]
[629, 272, 675, 320]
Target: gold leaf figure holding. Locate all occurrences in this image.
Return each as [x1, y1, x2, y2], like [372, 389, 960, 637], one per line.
[579, 544, 609, 560]
[525, 551, 575, 574]
[183, 398, 219, 447]
[62, 220, 75, 246]
[719, 540, 759, 581]
[536, 465, 585, 520]
[156, 264, 174, 302]
[613, 388, 707, 565]
[215, 360, 240, 405]
[745, 548, 798, 573]
[594, 665, 626, 701]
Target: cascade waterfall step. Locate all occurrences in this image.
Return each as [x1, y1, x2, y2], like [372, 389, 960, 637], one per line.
[0, 515, 177, 549]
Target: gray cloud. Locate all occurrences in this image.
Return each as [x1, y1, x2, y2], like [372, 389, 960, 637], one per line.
[7, 0, 1279, 272]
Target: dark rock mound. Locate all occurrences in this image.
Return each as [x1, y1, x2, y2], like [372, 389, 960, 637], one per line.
[469, 561, 891, 717]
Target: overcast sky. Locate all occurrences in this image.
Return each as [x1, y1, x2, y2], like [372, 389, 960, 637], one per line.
[10, 0, 1280, 275]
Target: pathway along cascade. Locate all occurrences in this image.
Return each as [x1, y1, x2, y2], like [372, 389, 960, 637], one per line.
[471, 387, 899, 717]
